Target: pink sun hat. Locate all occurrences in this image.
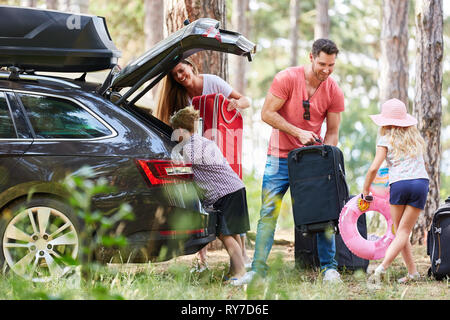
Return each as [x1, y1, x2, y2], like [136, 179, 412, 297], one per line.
[369, 98, 418, 127]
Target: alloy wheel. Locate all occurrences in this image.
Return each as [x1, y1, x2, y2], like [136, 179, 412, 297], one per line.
[3, 206, 79, 282]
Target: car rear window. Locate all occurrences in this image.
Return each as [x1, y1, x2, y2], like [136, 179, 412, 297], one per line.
[18, 93, 112, 139]
[0, 93, 16, 138]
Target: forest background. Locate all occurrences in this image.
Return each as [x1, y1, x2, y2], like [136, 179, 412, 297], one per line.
[1, 0, 449, 243]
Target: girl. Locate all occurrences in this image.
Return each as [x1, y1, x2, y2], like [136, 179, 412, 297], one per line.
[362, 98, 429, 288]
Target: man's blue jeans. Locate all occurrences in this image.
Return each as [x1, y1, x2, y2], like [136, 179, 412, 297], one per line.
[252, 155, 338, 276]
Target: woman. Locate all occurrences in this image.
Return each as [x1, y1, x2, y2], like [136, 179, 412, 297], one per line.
[155, 58, 250, 125]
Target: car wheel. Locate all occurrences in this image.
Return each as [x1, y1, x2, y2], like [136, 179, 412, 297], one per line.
[0, 197, 80, 282]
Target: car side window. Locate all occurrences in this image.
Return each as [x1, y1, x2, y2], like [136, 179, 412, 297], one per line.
[0, 92, 16, 138]
[18, 93, 112, 139]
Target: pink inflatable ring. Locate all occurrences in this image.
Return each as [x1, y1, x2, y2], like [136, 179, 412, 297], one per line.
[338, 195, 395, 260]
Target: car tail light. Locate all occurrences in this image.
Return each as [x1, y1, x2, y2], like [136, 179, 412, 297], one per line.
[136, 159, 193, 187]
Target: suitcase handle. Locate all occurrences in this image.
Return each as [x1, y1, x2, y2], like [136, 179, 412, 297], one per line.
[294, 147, 328, 162]
[218, 94, 240, 124]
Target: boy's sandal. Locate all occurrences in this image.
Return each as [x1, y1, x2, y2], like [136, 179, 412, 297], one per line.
[397, 272, 420, 284]
[190, 261, 209, 273]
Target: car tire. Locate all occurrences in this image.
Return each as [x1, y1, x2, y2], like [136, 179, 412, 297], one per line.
[0, 196, 80, 282]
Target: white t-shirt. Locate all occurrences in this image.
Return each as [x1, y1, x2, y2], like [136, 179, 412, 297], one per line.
[377, 135, 429, 185]
[187, 74, 233, 104]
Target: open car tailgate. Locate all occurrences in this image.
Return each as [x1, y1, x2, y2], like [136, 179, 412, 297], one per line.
[110, 18, 256, 90]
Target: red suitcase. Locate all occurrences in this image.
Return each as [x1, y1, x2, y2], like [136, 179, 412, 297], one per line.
[192, 93, 243, 179]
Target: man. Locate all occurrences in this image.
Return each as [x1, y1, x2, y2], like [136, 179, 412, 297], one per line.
[239, 39, 345, 285]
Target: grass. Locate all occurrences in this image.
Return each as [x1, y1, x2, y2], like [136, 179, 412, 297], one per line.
[0, 237, 448, 300]
[0, 173, 448, 300]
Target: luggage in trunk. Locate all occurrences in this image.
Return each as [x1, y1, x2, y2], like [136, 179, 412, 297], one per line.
[427, 196, 450, 280]
[192, 93, 243, 179]
[0, 6, 120, 72]
[288, 144, 349, 234]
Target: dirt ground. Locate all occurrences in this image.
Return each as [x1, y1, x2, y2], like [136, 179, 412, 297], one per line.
[111, 227, 433, 278]
[109, 228, 295, 273]
[181, 228, 296, 268]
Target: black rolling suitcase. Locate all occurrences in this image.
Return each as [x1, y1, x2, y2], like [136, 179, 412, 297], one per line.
[294, 230, 320, 270]
[295, 213, 369, 272]
[427, 196, 450, 280]
[288, 144, 349, 234]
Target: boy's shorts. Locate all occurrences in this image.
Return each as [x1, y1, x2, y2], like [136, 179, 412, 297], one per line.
[389, 178, 429, 210]
[213, 188, 250, 236]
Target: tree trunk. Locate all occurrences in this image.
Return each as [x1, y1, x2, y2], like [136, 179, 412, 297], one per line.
[25, 0, 37, 7]
[79, 0, 89, 14]
[230, 0, 249, 94]
[165, 0, 228, 81]
[314, 0, 330, 40]
[144, 0, 165, 104]
[145, 0, 164, 51]
[165, 0, 228, 250]
[379, 0, 409, 105]
[411, 0, 443, 245]
[62, 0, 72, 11]
[46, 0, 58, 10]
[64, 0, 71, 11]
[289, 0, 300, 66]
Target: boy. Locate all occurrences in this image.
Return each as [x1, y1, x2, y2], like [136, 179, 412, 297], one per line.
[170, 106, 250, 284]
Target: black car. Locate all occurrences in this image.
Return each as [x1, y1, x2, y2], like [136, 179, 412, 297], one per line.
[0, 6, 255, 282]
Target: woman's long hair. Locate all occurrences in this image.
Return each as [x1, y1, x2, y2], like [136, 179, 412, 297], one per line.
[380, 125, 426, 160]
[155, 58, 199, 125]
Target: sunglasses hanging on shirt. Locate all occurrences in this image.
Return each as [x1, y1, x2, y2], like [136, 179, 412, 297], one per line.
[302, 100, 311, 120]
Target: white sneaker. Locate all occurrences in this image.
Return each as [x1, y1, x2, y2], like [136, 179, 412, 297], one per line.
[229, 271, 257, 286]
[397, 272, 420, 284]
[323, 269, 342, 284]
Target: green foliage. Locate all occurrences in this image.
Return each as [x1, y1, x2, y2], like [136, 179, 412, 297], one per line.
[62, 166, 134, 266]
[441, 174, 449, 201]
[89, 0, 146, 65]
[1, 244, 448, 300]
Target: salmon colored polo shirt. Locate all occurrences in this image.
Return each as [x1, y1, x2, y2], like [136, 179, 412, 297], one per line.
[267, 66, 345, 158]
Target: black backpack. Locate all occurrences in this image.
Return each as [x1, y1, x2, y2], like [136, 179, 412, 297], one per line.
[427, 196, 450, 280]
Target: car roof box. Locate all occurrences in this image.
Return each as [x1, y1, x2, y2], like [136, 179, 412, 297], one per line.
[0, 6, 121, 72]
